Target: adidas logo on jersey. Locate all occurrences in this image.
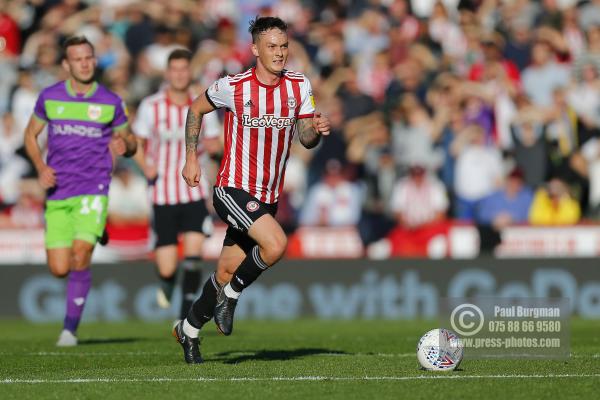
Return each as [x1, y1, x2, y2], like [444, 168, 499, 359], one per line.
[244, 100, 254, 108]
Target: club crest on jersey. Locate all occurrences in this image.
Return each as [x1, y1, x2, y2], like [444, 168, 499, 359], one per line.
[287, 97, 297, 109]
[242, 114, 295, 129]
[246, 201, 259, 212]
[87, 105, 102, 120]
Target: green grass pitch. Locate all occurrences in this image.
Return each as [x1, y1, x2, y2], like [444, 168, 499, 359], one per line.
[1, 319, 599, 399]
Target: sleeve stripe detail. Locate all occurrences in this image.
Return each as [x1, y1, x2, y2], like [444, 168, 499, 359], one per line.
[33, 113, 48, 123]
[297, 113, 314, 119]
[205, 89, 218, 109]
[113, 122, 129, 131]
[229, 76, 252, 86]
[229, 70, 252, 83]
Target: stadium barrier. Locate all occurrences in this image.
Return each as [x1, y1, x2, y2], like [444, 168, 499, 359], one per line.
[1, 258, 599, 321]
[6, 224, 600, 261]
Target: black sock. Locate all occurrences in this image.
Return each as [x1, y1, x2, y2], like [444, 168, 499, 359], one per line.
[229, 246, 269, 292]
[179, 257, 203, 320]
[187, 272, 220, 329]
[157, 270, 177, 300]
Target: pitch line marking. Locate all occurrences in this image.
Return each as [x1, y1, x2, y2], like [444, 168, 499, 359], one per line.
[10, 352, 600, 359]
[2, 374, 600, 384]
[13, 351, 417, 357]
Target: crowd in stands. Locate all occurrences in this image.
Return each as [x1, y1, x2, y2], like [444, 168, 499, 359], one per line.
[2, 0, 600, 255]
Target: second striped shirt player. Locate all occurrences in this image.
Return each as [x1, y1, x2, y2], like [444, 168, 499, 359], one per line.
[132, 49, 221, 322]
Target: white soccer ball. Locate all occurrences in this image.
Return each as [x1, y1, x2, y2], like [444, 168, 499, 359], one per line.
[416, 328, 464, 371]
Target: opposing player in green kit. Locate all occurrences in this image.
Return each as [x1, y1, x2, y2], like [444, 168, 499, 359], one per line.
[24, 36, 137, 346]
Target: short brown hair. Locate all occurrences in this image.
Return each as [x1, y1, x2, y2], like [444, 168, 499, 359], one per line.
[167, 48, 192, 65]
[248, 16, 288, 43]
[62, 35, 95, 59]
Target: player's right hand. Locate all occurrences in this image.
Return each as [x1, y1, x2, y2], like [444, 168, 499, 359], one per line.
[38, 165, 56, 189]
[182, 159, 200, 187]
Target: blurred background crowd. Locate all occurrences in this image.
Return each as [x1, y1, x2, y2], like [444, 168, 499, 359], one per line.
[2, 0, 600, 255]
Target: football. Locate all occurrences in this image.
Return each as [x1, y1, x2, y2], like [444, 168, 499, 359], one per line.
[416, 328, 464, 371]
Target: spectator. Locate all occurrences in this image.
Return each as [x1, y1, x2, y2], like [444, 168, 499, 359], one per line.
[390, 93, 444, 174]
[95, 27, 131, 73]
[561, 6, 585, 58]
[358, 146, 397, 245]
[107, 163, 150, 226]
[573, 25, 600, 79]
[504, 21, 533, 72]
[476, 168, 534, 250]
[344, 8, 389, 61]
[567, 62, 600, 128]
[1, 182, 44, 228]
[468, 31, 520, 88]
[545, 87, 590, 210]
[299, 159, 363, 227]
[579, 136, 600, 216]
[427, 1, 466, 61]
[385, 51, 432, 107]
[509, 96, 549, 188]
[31, 43, 62, 91]
[382, 162, 451, 258]
[529, 177, 581, 225]
[390, 163, 449, 229]
[307, 97, 348, 187]
[436, 105, 463, 203]
[522, 40, 571, 107]
[387, 0, 420, 65]
[578, 0, 600, 31]
[10, 68, 39, 137]
[142, 25, 184, 75]
[335, 68, 377, 122]
[411, 0, 459, 20]
[0, 112, 29, 205]
[453, 124, 504, 220]
[478, 167, 533, 226]
[191, 18, 246, 88]
[123, 3, 154, 58]
[0, 1, 21, 57]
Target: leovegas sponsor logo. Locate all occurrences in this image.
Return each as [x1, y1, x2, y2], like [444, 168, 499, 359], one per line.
[242, 114, 295, 129]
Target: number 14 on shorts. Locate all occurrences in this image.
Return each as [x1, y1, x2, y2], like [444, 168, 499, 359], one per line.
[80, 195, 104, 223]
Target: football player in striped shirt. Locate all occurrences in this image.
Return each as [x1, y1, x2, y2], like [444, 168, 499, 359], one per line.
[173, 16, 330, 363]
[24, 36, 137, 346]
[132, 49, 221, 322]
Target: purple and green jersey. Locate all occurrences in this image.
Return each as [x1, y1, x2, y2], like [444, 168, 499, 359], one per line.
[33, 80, 128, 200]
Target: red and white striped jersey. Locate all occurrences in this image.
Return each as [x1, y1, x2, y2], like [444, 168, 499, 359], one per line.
[132, 90, 220, 205]
[206, 67, 315, 204]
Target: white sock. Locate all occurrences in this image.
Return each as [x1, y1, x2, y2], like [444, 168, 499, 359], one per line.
[183, 319, 199, 338]
[223, 283, 241, 299]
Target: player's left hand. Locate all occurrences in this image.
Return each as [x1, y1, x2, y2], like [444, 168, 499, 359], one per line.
[312, 112, 331, 136]
[109, 137, 127, 156]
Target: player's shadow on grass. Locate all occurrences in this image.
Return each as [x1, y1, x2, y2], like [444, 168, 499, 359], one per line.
[78, 337, 145, 345]
[214, 348, 348, 364]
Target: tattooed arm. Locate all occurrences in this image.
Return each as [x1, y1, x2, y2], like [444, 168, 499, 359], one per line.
[297, 112, 331, 149]
[297, 118, 320, 149]
[185, 108, 203, 154]
[182, 92, 217, 187]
